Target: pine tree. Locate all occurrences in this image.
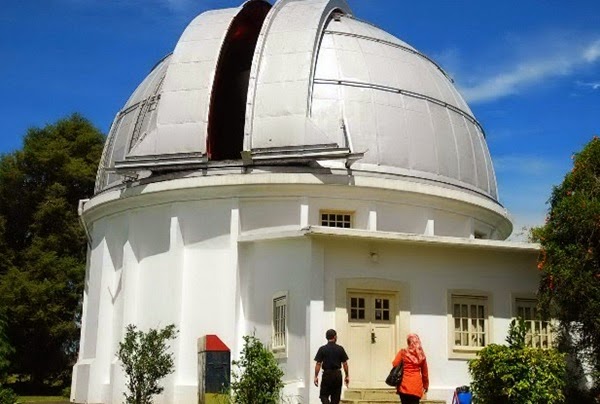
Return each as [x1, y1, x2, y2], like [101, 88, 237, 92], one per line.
[0, 113, 104, 389]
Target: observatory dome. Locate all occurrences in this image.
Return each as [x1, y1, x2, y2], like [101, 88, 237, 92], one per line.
[95, 0, 498, 204]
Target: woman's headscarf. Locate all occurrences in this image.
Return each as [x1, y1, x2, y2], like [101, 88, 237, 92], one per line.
[404, 333, 426, 364]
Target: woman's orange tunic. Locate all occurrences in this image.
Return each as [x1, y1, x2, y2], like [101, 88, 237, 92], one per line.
[392, 349, 429, 397]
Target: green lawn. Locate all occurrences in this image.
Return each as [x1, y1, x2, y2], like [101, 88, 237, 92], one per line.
[17, 397, 69, 404]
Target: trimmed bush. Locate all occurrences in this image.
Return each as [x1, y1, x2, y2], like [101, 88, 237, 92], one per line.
[469, 319, 567, 404]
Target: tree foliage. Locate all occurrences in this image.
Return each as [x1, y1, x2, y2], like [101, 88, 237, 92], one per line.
[117, 324, 178, 404]
[0, 388, 17, 404]
[0, 313, 13, 383]
[0, 312, 16, 404]
[532, 136, 600, 389]
[0, 114, 104, 387]
[231, 334, 284, 404]
[469, 319, 567, 404]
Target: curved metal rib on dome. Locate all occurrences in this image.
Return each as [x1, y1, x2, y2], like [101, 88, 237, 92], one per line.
[313, 78, 485, 136]
[326, 19, 455, 84]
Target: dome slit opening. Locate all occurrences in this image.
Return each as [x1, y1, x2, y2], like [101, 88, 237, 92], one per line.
[207, 1, 272, 161]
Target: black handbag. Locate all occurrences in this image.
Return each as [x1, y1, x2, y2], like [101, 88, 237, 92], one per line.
[385, 361, 403, 387]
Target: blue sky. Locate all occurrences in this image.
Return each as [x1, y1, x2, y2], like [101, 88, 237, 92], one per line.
[1, 0, 599, 238]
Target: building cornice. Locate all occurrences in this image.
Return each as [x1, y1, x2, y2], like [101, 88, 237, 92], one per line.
[82, 172, 512, 238]
[238, 225, 540, 253]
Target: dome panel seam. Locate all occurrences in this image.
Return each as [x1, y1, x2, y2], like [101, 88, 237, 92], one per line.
[323, 29, 453, 83]
[312, 78, 486, 137]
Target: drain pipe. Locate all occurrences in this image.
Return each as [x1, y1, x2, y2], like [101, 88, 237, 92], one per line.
[78, 199, 92, 248]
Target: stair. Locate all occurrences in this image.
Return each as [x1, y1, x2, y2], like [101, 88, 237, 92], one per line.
[341, 388, 445, 404]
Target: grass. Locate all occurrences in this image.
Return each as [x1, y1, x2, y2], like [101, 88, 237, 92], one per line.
[17, 397, 69, 404]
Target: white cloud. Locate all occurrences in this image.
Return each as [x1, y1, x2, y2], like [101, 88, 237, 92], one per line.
[583, 39, 600, 62]
[577, 80, 600, 90]
[460, 37, 600, 103]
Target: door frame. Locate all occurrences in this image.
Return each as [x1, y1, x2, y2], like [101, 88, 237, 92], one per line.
[335, 278, 411, 386]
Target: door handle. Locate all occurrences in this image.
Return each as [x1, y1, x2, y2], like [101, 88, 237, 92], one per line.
[371, 330, 376, 344]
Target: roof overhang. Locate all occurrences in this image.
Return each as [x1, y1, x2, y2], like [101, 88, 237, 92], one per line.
[238, 225, 540, 253]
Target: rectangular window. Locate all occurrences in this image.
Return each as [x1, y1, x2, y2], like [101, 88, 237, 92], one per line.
[515, 298, 553, 349]
[349, 296, 366, 320]
[320, 211, 353, 228]
[272, 292, 288, 353]
[374, 297, 391, 321]
[452, 295, 488, 350]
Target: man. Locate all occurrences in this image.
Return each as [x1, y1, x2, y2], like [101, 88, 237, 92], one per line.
[314, 329, 349, 404]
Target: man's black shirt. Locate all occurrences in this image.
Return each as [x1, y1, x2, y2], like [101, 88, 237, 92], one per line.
[314, 341, 349, 370]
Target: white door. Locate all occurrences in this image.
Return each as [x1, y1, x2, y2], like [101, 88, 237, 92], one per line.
[347, 292, 396, 388]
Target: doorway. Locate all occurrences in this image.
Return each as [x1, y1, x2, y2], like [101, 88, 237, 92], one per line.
[347, 292, 396, 388]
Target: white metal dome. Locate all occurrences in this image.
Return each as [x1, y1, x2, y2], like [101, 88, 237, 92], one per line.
[95, 0, 498, 203]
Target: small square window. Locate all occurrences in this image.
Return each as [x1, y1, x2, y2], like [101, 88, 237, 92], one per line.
[349, 297, 366, 320]
[320, 210, 353, 228]
[374, 298, 391, 322]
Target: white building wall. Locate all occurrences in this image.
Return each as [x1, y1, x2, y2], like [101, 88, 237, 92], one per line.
[240, 199, 300, 232]
[239, 238, 316, 403]
[177, 199, 238, 402]
[320, 238, 539, 402]
[377, 202, 430, 234]
[72, 180, 536, 403]
[91, 222, 119, 402]
[74, 199, 243, 404]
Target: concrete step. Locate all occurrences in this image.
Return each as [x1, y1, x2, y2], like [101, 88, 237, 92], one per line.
[341, 400, 445, 404]
[342, 388, 445, 404]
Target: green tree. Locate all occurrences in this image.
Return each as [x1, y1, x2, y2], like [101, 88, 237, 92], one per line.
[0, 313, 12, 383]
[532, 136, 600, 390]
[469, 319, 567, 404]
[0, 312, 16, 404]
[0, 217, 14, 276]
[0, 114, 104, 388]
[117, 324, 178, 404]
[231, 334, 284, 404]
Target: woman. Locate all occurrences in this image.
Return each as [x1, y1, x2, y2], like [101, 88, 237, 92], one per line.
[392, 333, 429, 404]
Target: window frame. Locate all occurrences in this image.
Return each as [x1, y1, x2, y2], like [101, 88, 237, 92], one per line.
[513, 296, 554, 349]
[271, 291, 288, 358]
[319, 210, 354, 229]
[448, 290, 492, 359]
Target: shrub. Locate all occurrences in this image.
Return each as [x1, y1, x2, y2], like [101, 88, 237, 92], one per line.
[117, 324, 178, 404]
[0, 387, 17, 404]
[231, 334, 284, 404]
[469, 319, 567, 404]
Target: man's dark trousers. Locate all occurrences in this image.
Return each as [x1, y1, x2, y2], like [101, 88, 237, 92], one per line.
[319, 369, 343, 404]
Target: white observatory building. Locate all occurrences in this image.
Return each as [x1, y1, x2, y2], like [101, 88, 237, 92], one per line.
[71, 0, 544, 402]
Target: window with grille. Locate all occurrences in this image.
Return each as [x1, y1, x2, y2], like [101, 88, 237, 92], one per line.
[374, 298, 391, 321]
[349, 296, 366, 320]
[272, 292, 287, 352]
[516, 298, 553, 349]
[320, 211, 353, 228]
[452, 295, 488, 349]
